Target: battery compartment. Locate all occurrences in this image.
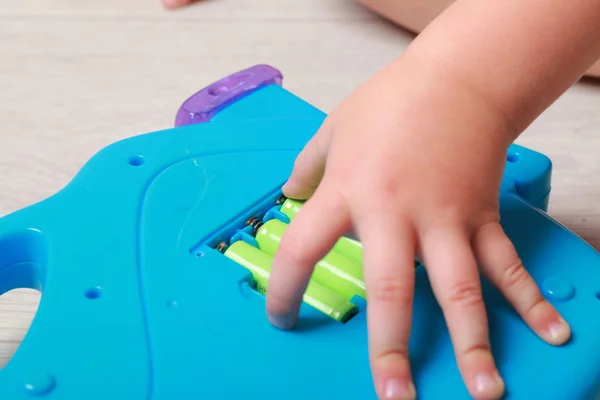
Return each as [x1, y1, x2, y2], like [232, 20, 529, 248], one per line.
[190, 190, 290, 255]
[190, 192, 365, 324]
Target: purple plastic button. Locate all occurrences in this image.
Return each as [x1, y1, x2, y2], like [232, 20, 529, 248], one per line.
[174, 64, 283, 127]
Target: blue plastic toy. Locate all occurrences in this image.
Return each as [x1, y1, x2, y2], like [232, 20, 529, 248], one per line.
[0, 64, 599, 399]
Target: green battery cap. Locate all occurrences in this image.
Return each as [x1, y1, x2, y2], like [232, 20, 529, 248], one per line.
[255, 219, 365, 301]
[223, 240, 358, 323]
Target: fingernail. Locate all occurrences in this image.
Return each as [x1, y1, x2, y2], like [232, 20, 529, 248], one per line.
[384, 378, 416, 399]
[548, 318, 570, 343]
[268, 313, 295, 330]
[473, 372, 503, 396]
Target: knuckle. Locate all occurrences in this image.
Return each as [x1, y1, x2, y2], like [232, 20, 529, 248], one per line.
[498, 258, 531, 290]
[445, 280, 484, 308]
[371, 174, 403, 199]
[369, 277, 413, 305]
[458, 343, 492, 359]
[373, 347, 411, 365]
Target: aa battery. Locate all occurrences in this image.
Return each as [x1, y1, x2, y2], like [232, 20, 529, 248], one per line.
[223, 240, 357, 323]
[254, 218, 365, 301]
[279, 198, 364, 264]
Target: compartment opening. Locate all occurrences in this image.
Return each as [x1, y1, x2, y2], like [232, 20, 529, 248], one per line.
[192, 194, 365, 325]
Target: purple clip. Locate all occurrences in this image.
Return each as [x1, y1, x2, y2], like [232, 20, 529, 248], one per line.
[174, 64, 283, 127]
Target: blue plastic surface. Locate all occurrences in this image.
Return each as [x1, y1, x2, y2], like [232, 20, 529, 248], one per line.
[0, 65, 599, 400]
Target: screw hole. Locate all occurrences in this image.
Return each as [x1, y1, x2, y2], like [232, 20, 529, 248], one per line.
[208, 85, 229, 96]
[85, 287, 102, 300]
[128, 155, 145, 166]
[194, 251, 204, 258]
[595, 291, 600, 300]
[507, 153, 519, 163]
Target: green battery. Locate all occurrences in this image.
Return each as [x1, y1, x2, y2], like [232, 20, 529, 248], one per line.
[279, 198, 364, 263]
[279, 198, 303, 219]
[223, 240, 358, 323]
[333, 237, 363, 264]
[254, 219, 366, 301]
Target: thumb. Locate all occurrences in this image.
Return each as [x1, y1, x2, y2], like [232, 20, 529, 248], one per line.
[282, 120, 332, 199]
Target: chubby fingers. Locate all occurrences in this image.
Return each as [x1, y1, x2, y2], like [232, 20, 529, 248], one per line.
[356, 211, 417, 400]
[474, 222, 571, 345]
[266, 183, 350, 329]
[422, 227, 504, 400]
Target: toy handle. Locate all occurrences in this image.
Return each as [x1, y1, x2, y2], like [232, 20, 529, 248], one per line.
[0, 181, 150, 399]
[0, 204, 50, 298]
[175, 65, 283, 126]
[0, 201, 59, 396]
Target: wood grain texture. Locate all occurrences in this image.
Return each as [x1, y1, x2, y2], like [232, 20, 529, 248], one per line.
[0, 0, 599, 369]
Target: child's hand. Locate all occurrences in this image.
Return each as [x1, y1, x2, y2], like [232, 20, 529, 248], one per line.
[265, 57, 571, 400]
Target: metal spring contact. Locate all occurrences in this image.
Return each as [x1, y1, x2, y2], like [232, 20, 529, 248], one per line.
[214, 241, 229, 253]
[242, 195, 285, 236]
[275, 194, 287, 205]
[245, 216, 264, 235]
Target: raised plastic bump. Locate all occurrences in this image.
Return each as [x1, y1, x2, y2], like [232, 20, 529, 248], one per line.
[174, 64, 283, 126]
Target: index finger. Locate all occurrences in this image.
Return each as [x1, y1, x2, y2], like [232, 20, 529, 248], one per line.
[267, 184, 350, 329]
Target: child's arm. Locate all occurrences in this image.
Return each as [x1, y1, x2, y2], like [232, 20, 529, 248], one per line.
[265, 1, 600, 399]
[405, 0, 600, 138]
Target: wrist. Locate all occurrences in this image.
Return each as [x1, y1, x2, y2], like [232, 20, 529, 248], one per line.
[395, 0, 600, 139]
[384, 55, 519, 149]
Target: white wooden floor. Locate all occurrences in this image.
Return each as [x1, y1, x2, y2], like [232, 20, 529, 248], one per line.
[0, 0, 599, 369]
